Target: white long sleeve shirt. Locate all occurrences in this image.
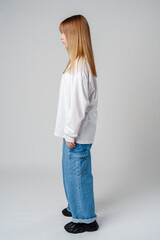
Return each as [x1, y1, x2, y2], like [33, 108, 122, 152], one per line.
[54, 57, 98, 144]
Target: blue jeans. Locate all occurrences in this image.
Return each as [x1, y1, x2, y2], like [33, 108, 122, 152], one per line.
[62, 138, 97, 224]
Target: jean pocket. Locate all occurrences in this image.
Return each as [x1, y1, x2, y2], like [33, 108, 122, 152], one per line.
[68, 148, 88, 175]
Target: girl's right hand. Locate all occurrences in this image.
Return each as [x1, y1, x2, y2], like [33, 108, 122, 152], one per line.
[66, 140, 76, 148]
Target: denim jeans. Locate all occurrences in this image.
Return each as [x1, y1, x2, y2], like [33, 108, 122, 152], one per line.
[62, 138, 97, 224]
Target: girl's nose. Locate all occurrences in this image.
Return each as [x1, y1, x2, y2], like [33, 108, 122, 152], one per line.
[60, 34, 64, 40]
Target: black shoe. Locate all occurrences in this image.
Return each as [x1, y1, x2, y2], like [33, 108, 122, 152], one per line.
[62, 208, 72, 217]
[64, 220, 99, 234]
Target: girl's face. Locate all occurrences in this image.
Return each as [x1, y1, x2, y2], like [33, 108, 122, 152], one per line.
[60, 33, 68, 48]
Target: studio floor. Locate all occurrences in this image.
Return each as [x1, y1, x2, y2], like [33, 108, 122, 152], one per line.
[0, 170, 160, 240]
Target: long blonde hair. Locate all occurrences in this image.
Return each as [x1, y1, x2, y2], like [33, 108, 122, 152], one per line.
[59, 14, 97, 77]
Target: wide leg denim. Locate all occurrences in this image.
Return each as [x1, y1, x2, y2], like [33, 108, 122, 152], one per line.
[62, 138, 97, 224]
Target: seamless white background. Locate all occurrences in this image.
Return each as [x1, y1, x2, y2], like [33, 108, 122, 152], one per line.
[0, 0, 160, 239]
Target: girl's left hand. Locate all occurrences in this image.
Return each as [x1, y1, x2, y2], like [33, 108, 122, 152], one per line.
[66, 141, 76, 148]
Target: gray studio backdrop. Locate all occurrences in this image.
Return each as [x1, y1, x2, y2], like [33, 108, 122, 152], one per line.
[0, 0, 160, 238]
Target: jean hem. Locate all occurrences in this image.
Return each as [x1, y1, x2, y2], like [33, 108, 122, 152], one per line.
[72, 215, 97, 224]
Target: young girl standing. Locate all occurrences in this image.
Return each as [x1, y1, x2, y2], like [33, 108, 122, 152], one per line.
[54, 14, 99, 234]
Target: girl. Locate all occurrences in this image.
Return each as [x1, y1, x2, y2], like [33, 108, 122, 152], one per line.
[54, 14, 99, 234]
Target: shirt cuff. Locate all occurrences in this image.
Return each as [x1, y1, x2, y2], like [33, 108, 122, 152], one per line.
[64, 134, 75, 143]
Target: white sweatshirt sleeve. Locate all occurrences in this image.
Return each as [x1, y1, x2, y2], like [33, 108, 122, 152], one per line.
[64, 72, 89, 142]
